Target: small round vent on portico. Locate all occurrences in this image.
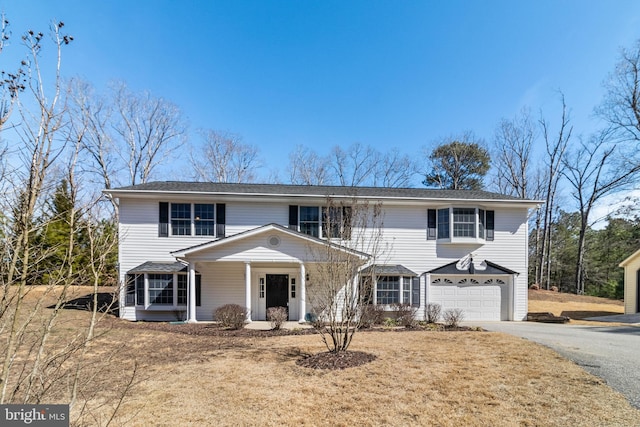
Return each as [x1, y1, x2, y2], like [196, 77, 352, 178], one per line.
[268, 235, 281, 248]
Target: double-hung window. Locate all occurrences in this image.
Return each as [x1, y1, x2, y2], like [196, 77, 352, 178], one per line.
[453, 208, 476, 237]
[299, 206, 320, 238]
[294, 205, 353, 239]
[194, 204, 215, 236]
[171, 204, 191, 236]
[148, 274, 174, 305]
[365, 275, 419, 306]
[377, 276, 400, 305]
[160, 202, 221, 237]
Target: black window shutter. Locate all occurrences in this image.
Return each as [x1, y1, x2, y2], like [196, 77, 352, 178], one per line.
[289, 205, 299, 230]
[427, 209, 437, 240]
[486, 210, 495, 241]
[159, 202, 169, 237]
[216, 204, 226, 238]
[411, 277, 420, 307]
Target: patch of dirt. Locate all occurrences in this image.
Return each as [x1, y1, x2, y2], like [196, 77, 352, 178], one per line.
[296, 350, 377, 370]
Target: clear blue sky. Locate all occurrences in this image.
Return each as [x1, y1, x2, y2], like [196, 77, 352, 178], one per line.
[2, 0, 640, 180]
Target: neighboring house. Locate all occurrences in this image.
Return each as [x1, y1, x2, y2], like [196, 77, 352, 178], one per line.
[619, 249, 640, 314]
[104, 182, 540, 322]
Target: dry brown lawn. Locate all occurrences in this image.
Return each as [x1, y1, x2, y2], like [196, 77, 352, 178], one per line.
[6, 286, 640, 426]
[528, 288, 625, 323]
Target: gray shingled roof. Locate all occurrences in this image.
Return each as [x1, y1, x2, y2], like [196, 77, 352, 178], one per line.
[128, 261, 190, 273]
[107, 181, 533, 202]
[361, 264, 418, 276]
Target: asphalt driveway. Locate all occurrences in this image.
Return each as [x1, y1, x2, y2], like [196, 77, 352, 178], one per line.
[468, 321, 640, 409]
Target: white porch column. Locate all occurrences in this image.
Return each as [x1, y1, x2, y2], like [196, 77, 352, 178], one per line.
[299, 263, 306, 323]
[245, 262, 252, 322]
[188, 261, 197, 323]
[511, 273, 517, 321]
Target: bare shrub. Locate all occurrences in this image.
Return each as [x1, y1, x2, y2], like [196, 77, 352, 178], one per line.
[267, 306, 288, 330]
[550, 286, 559, 292]
[392, 303, 417, 328]
[442, 308, 465, 328]
[530, 283, 540, 290]
[360, 304, 385, 328]
[426, 303, 442, 323]
[214, 304, 248, 329]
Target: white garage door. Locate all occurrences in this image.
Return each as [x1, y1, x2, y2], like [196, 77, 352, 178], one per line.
[429, 277, 509, 321]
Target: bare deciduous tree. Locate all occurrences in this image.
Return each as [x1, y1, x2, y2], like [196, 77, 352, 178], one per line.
[598, 39, 640, 143]
[0, 20, 135, 424]
[371, 148, 417, 188]
[288, 145, 333, 185]
[306, 197, 386, 353]
[492, 108, 536, 198]
[329, 142, 377, 187]
[70, 80, 187, 215]
[190, 129, 262, 183]
[535, 100, 571, 289]
[111, 81, 187, 186]
[562, 132, 640, 294]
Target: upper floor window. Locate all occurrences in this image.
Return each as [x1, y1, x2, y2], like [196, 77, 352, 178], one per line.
[159, 202, 225, 238]
[299, 206, 320, 238]
[194, 204, 215, 236]
[428, 207, 494, 242]
[171, 203, 192, 236]
[291, 205, 352, 239]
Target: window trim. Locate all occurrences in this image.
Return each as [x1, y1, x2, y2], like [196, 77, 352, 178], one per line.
[127, 272, 201, 309]
[297, 205, 353, 240]
[434, 206, 494, 243]
[164, 202, 218, 237]
[360, 274, 420, 307]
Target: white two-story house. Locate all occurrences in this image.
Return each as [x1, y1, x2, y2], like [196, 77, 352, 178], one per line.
[105, 182, 539, 322]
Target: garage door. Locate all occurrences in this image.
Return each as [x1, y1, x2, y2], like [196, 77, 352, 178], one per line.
[429, 277, 509, 321]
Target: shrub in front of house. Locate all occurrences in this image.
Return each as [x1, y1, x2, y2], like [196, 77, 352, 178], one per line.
[442, 308, 465, 328]
[267, 306, 288, 330]
[359, 304, 385, 328]
[392, 302, 418, 328]
[426, 303, 442, 323]
[214, 304, 248, 329]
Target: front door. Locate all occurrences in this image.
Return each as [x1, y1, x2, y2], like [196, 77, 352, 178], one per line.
[266, 274, 289, 319]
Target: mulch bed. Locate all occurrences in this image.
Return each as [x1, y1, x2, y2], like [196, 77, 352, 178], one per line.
[296, 350, 377, 370]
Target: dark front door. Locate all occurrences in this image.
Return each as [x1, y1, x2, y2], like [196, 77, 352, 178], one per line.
[266, 274, 289, 319]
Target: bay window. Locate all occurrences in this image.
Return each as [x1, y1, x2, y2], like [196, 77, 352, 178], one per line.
[432, 207, 494, 242]
[125, 272, 201, 307]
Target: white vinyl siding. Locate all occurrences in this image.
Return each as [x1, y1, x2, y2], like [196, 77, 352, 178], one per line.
[116, 195, 531, 322]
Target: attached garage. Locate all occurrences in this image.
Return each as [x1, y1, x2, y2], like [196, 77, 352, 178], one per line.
[426, 259, 518, 321]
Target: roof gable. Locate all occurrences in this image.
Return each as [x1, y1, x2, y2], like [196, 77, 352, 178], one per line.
[428, 259, 518, 275]
[171, 223, 369, 261]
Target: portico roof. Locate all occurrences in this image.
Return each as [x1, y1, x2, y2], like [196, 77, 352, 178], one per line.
[170, 223, 370, 261]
